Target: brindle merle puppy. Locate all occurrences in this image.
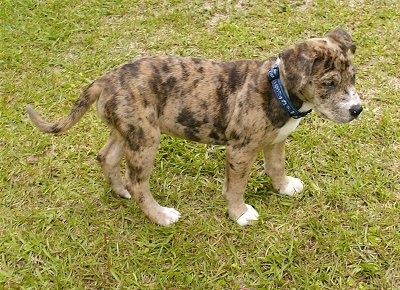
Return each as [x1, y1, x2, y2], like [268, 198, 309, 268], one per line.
[27, 28, 362, 226]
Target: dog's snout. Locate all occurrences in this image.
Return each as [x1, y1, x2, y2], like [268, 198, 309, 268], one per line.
[349, 104, 363, 118]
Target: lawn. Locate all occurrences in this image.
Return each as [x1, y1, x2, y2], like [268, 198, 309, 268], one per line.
[1, 0, 399, 288]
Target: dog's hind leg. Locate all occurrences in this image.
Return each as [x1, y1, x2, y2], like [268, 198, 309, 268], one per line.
[263, 141, 304, 196]
[223, 145, 259, 226]
[97, 130, 131, 199]
[122, 126, 181, 226]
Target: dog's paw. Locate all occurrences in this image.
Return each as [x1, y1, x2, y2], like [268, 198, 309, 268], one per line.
[117, 189, 131, 199]
[236, 204, 259, 226]
[157, 207, 181, 226]
[279, 176, 304, 196]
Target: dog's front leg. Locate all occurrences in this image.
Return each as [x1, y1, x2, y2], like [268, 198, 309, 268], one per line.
[223, 145, 259, 226]
[263, 141, 304, 196]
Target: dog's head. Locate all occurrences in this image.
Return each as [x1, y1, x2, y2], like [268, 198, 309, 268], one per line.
[279, 28, 362, 123]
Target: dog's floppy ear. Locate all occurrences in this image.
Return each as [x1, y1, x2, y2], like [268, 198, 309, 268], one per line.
[279, 30, 355, 93]
[279, 42, 316, 91]
[325, 28, 356, 55]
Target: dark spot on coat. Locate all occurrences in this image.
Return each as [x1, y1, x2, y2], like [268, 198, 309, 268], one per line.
[148, 66, 178, 115]
[209, 130, 220, 140]
[177, 108, 209, 142]
[149, 64, 162, 95]
[179, 61, 190, 81]
[50, 124, 61, 133]
[192, 78, 200, 88]
[162, 62, 170, 73]
[177, 108, 205, 128]
[225, 62, 247, 92]
[136, 194, 144, 203]
[189, 58, 205, 74]
[122, 61, 142, 72]
[146, 112, 158, 128]
[104, 98, 121, 127]
[115, 61, 143, 88]
[229, 130, 240, 140]
[184, 128, 200, 142]
[126, 124, 145, 151]
[261, 85, 290, 128]
[191, 58, 202, 65]
[165, 76, 177, 89]
[142, 98, 149, 108]
[128, 164, 145, 184]
[118, 61, 141, 80]
[212, 76, 230, 136]
[200, 101, 208, 111]
[232, 135, 252, 150]
[322, 55, 335, 72]
[73, 89, 92, 109]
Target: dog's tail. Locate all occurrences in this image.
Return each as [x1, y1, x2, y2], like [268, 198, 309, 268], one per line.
[27, 82, 102, 134]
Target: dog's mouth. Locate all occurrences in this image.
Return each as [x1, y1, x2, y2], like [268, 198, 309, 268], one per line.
[316, 107, 362, 123]
[315, 110, 334, 121]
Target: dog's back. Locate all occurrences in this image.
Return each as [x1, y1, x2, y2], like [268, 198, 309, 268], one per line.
[96, 57, 266, 145]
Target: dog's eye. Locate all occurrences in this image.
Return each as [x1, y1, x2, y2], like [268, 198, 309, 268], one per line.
[323, 80, 337, 88]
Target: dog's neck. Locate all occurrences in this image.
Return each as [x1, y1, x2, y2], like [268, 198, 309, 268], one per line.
[267, 58, 312, 119]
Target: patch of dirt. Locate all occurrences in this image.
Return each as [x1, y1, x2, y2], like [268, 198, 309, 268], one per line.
[299, 0, 313, 10]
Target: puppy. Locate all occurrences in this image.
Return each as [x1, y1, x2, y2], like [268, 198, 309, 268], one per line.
[27, 28, 362, 226]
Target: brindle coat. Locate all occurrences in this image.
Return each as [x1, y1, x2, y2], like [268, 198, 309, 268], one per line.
[27, 28, 362, 226]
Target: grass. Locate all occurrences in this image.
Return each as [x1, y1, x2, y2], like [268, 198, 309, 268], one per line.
[1, 0, 399, 288]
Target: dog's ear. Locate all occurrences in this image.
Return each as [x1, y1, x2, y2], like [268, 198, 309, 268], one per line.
[279, 42, 316, 91]
[279, 30, 355, 93]
[325, 28, 356, 55]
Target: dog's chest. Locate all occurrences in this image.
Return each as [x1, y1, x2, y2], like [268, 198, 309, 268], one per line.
[272, 118, 301, 144]
[271, 102, 313, 144]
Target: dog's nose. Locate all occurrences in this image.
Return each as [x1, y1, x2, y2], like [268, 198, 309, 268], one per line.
[349, 104, 363, 118]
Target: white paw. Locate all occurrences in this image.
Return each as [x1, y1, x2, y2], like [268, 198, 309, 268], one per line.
[159, 207, 181, 226]
[279, 176, 304, 196]
[236, 204, 259, 226]
[118, 189, 131, 199]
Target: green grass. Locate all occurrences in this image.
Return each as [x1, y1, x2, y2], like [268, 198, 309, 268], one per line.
[1, 0, 399, 288]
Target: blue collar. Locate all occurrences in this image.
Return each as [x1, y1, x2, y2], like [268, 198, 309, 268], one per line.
[267, 63, 312, 119]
